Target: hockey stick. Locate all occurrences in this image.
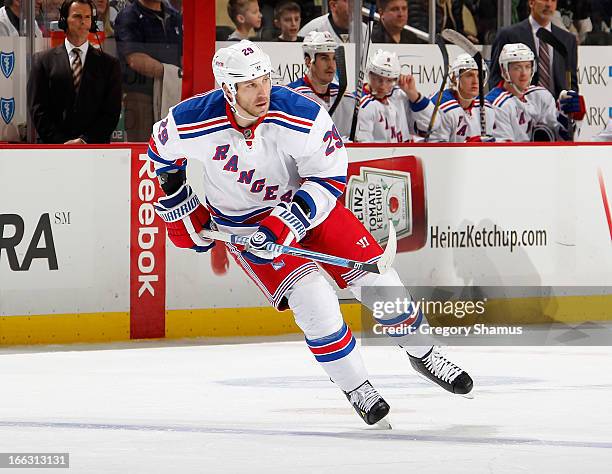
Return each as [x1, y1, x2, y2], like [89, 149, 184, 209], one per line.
[536, 28, 575, 140]
[424, 34, 449, 142]
[201, 221, 397, 275]
[328, 45, 346, 118]
[349, 2, 376, 142]
[441, 29, 487, 138]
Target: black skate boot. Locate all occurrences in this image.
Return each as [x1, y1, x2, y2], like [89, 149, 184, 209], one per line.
[408, 347, 473, 395]
[343, 380, 390, 426]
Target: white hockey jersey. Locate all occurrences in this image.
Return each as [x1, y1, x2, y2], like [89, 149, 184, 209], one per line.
[486, 85, 559, 142]
[428, 89, 495, 142]
[288, 76, 356, 139]
[355, 86, 435, 143]
[148, 86, 348, 236]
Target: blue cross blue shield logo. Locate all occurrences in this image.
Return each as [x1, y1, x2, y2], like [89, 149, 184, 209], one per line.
[1, 97, 15, 124]
[0, 51, 15, 78]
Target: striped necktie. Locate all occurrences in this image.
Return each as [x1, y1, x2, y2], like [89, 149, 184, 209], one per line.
[537, 31, 553, 94]
[71, 48, 82, 92]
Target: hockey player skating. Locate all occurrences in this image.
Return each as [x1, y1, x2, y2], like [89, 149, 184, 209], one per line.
[428, 53, 495, 142]
[148, 40, 473, 427]
[486, 43, 585, 142]
[288, 31, 354, 138]
[355, 50, 436, 143]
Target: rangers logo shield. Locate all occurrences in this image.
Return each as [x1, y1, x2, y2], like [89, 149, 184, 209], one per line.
[1, 97, 15, 124]
[0, 51, 15, 78]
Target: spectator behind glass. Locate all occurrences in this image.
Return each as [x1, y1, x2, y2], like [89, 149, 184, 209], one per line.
[299, 0, 365, 44]
[0, 0, 43, 36]
[590, 0, 611, 32]
[372, 0, 426, 44]
[93, 0, 114, 37]
[583, 0, 612, 44]
[555, 0, 593, 44]
[474, 0, 498, 44]
[407, 0, 476, 43]
[227, 0, 262, 41]
[114, 0, 181, 142]
[34, 0, 47, 35]
[43, 0, 65, 22]
[274, 1, 302, 42]
[27, 0, 122, 143]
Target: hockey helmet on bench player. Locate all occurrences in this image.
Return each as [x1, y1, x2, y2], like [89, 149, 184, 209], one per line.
[302, 31, 338, 63]
[450, 53, 488, 85]
[367, 49, 401, 79]
[499, 43, 537, 84]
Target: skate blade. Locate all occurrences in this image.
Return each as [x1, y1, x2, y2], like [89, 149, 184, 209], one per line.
[373, 416, 392, 430]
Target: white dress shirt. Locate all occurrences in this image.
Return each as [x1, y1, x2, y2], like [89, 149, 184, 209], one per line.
[64, 38, 89, 69]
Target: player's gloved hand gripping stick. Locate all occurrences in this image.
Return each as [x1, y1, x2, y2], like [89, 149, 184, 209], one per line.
[201, 220, 398, 275]
[241, 200, 310, 264]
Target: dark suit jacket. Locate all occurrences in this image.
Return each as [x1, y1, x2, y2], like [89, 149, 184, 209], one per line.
[488, 19, 578, 97]
[27, 44, 122, 144]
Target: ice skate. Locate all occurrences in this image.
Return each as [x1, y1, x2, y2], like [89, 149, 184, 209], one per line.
[344, 380, 391, 428]
[408, 347, 473, 396]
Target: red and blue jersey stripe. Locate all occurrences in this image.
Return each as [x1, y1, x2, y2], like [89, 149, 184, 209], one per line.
[305, 176, 346, 199]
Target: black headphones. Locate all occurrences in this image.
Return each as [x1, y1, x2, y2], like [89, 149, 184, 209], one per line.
[58, 0, 98, 33]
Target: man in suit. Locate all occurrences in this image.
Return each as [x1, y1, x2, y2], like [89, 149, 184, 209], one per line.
[27, 0, 121, 143]
[488, 0, 578, 98]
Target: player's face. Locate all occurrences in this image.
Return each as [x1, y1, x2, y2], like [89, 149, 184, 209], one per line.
[529, 0, 557, 25]
[508, 61, 533, 90]
[310, 52, 336, 85]
[380, 0, 408, 30]
[275, 11, 301, 39]
[368, 72, 396, 98]
[235, 74, 272, 118]
[66, 1, 93, 45]
[458, 70, 479, 99]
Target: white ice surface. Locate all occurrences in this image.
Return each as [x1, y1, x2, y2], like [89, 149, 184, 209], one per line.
[1, 341, 611, 473]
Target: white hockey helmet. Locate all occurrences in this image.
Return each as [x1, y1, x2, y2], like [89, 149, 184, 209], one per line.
[302, 31, 338, 62]
[367, 49, 401, 79]
[499, 43, 537, 82]
[212, 40, 273, 106]
[450, 53, 488, 85]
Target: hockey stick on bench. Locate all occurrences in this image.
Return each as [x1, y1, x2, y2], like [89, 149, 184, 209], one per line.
[349, 3, 376, 142]
[441, 29, 487, 139]
[328, 45, 347, 118]
[424, 34, 449, 142]
[201, 221, 397, 275]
